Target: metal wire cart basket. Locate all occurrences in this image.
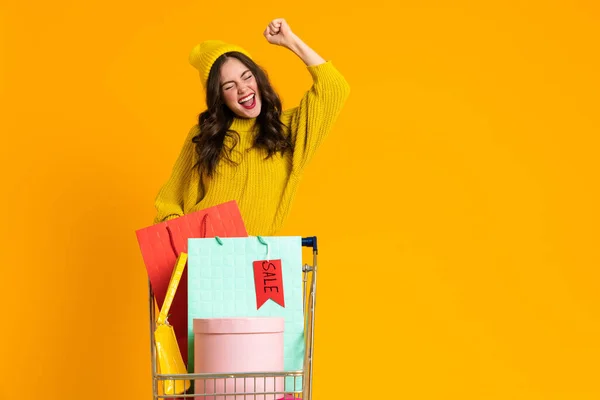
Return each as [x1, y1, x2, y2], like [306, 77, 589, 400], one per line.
[147, 236, 319, 399]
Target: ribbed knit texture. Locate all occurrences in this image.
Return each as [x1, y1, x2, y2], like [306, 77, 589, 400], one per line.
[153, 61, 350, 235]
[188, 40, 252, 88]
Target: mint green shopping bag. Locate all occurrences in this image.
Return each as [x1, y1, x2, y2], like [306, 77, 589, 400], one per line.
[187, 236, 305, 392]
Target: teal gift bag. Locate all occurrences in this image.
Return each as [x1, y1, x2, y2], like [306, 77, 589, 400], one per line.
[187, 236, 305, 392]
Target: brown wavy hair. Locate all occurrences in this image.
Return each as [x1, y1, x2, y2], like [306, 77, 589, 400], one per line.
[192, 51, 292, 178]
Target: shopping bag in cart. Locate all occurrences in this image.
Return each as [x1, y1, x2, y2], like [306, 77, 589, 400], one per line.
[136, 200, 248, 365]
[155, 252, 190, 395]
[186, 235, 305, 392]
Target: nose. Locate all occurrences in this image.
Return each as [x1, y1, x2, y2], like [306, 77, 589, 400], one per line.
[238, 84, 251, 95]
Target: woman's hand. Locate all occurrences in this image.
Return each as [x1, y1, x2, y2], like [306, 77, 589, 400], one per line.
[263, 18, 325, 66]
[263, 18, 298, 49]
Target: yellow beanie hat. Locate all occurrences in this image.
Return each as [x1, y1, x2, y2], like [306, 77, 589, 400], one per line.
[189, 40, 252, 88]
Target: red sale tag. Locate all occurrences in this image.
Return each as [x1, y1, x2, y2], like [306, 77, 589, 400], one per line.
[253, 259, 285, 309]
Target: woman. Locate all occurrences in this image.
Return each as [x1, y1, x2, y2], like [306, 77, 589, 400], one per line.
[153, 18, 350, 235]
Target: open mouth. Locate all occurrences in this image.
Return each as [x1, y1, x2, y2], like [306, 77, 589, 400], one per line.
[238, 93, 256, 110]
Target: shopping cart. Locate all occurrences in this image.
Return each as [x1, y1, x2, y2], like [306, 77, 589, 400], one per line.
[147, 236, 320, 399]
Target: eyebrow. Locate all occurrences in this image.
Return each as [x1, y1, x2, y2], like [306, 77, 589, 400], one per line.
[221, 70, 252, 87]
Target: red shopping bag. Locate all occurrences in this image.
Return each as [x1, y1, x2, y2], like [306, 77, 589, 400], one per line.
[136, 200, 248, 365]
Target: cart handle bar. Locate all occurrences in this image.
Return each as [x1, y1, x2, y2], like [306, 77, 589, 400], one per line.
[302, 236, 318, 253]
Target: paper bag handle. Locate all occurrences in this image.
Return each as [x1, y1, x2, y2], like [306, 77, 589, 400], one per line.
[165, 213, 210, 257]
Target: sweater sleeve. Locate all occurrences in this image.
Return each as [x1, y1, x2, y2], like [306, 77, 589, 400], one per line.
[282, 61, 350, 173]
[153, 125, 198, 224]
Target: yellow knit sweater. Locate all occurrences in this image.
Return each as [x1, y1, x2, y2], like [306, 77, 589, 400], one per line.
[153, 61, 350, 235]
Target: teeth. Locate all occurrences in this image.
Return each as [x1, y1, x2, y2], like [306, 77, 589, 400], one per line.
[239, 93, 254, 103]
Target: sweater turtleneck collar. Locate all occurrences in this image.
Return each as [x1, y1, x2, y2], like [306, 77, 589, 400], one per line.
[230, 117, 257, 132]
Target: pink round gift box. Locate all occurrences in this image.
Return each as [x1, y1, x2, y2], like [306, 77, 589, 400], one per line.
[193, 317, 285, 400]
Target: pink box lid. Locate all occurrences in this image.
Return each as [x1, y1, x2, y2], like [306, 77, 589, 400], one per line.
[193, 317, 285, 334]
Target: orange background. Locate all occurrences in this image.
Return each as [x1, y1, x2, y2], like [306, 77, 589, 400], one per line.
[1, 1, 599, 399]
